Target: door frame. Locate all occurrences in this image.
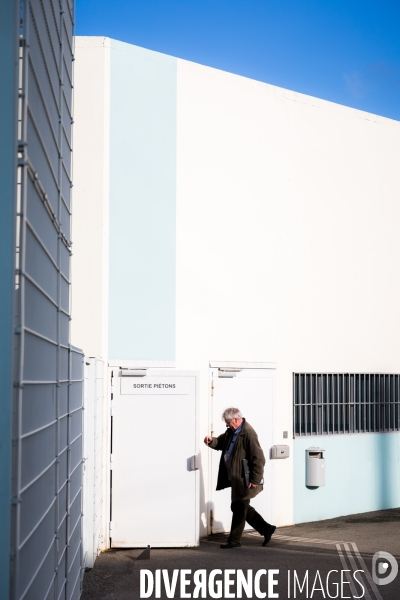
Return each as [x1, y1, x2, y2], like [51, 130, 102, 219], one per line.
[208, 361, 277, 535]
[105, 361, 176, 548]
[107, 366, 200, 547]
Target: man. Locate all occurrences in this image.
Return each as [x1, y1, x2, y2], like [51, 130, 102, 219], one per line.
[204, 407, 276, 549]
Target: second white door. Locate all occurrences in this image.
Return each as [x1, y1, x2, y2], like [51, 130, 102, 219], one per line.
[210, 365, 275, 534]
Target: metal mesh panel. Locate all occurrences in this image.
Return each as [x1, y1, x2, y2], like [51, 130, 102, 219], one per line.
[293, 373, 400, 437]
[12, 1, 82, 599]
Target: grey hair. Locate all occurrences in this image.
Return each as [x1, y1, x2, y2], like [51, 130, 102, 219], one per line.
[222, 407, 243, 421]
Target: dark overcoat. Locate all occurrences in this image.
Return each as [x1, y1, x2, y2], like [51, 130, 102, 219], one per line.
[209, 419, 265, 502]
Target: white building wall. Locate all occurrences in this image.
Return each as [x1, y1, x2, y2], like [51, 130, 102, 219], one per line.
[72, 38, 111, 554]
[72, 38, 400, 537]
[175, 58, 400, 527]
[71, 38, 110, 359]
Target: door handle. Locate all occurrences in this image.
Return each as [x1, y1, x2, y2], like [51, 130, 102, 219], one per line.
[190, 454, 200, 471]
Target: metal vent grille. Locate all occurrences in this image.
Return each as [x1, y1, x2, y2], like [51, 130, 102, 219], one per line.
[293, 373, 400, 437]
[12, 1, 83, 599]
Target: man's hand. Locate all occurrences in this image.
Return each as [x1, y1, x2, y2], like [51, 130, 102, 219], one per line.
[204, 436, 212, 445]
[248, 483, 258, 489]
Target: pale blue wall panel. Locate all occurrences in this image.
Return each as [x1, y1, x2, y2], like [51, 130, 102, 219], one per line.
[109, 40, 177, 360]
[294, 433, 400, 523]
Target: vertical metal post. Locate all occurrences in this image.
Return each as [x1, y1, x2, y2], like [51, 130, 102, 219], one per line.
[368, 374, 371, 432]
[310, 375, 313, 435]
[304, 374, 308, 435]
[333, 374, 336, 434]
[293, 373, 296, 437]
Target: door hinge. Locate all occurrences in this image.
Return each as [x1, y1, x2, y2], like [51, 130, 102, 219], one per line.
[110, 455, 113, 470]
[211, 380, 214, 396]
[120, 369, 147, 377]
[109, 521, 113, 533]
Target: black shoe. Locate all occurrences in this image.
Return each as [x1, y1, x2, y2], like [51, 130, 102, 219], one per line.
[220, 541, 241, 549]
[262, 525, 276, 546]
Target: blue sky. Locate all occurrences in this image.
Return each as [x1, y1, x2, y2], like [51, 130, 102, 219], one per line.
[76, 0, 400, 121]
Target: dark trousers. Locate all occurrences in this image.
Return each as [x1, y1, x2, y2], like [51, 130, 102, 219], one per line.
[229, 499, 271, 543]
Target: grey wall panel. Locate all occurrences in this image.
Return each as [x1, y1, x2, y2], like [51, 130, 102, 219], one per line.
[28, 70, 59, 167]
[68, 536, 81, 578]
[57, 556, 67, 599]
[59, 382, 69, 416]
[21, 383, 56, 435]
[70, 411, 83, 443]
[70, 490, 82, 531]
[23, 540, 55, 600]
[70, 382, 83, 411]
[66, 0, 73, 19]
[61, 276, 70, 313]
[67, 552, 81, 600]
[63, 129, 72, 175]
[60, 347, 69, 381]
[57, 483, 67, 530]
[12, 1, 81, 597]
[28, 55, 60, 140]
[68, 521, 81, 569]
[59, 415, 68, 453]
[44, 579, 56, 600]
[28, 21, 59, 111]
[57, 521, 67, 562]
[63, 94, 72, 145]
[70, 437, 83, 473]
[63, 53, 73, 106]
[41, 0, 61, 63]
[26, 178, 58, 260]
[61, 164, 71, 209]
[60, 242, 70, 278]
[18, 512, 56, 597]
[29, 2, 60, 103]
[71, 352, 83, 381]
[23, 334, 57, 381]
[49, 0, 61, 35]
[0, 0, 18, 590]
[20, 466, 56, 542]
[28, 106, 59, 182]
[24, 556, 55, 600]
[25, 227, 58, 300]
[19, 503, 56, 570]
[63, 10, 73, 56]
[61, 200, 71, 244]
[25, 280, 58, 341]
[63, 73, 73, 115]
[21, 424, 57, 489]
[69, 466, 81, 502]
[27, 115, 59, 215]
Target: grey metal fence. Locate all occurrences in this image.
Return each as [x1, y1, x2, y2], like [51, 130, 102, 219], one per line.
[294, 373, 400, 437]
[11, 0, 82, 598]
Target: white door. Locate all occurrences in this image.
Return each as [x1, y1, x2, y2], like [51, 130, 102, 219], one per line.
[110, 369, 199, 547]
[210, 365, 275, 534]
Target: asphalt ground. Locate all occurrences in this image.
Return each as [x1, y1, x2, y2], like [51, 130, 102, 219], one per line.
[81, 508, 400, 600]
